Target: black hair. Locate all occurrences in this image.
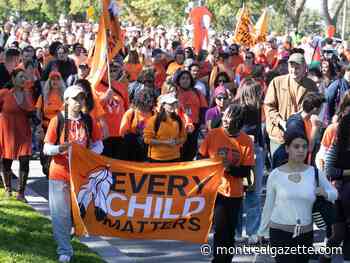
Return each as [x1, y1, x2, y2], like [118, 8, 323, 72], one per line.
[302, 92, 325, 113]
[174, 70, 195, 89]
[223, 104, 246, 131]
[49, 41, 63, 56]
[188, 62, 201, 71]
[75, 79, 94, 113]
[284, 131, 308, 146]
[154, 106, 183, 135]
[171, 41, 181, 50]
[308, 67, 322, 79]
[214, 72, 230, 87]
[73, 43, 82, 51]
[22, 45, 35, 54]
[5, 48, 20, 60]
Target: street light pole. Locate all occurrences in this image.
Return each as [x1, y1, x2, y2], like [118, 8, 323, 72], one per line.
[342, 0, 347, 40]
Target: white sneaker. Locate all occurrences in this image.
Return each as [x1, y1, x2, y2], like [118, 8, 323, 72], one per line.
[58, 255, 71, 262]
[248, 235, 258, 244]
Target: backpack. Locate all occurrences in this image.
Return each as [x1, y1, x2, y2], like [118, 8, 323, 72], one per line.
[41, 112, 93, 177]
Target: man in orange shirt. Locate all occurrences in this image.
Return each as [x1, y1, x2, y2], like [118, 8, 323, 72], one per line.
[166, 48, 185, 76]
[94, 63, 128, 160]
[199, 104, 255, 263]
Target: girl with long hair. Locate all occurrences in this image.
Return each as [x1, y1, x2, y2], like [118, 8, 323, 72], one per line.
[234, 79, 265, 243]
[43, 85, 103, 262]
[143, 93, 186, 162]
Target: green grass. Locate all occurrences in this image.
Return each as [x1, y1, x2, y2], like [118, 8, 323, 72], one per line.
[0, 189, 105, 263]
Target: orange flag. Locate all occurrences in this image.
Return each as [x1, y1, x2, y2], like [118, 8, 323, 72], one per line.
[254, 9, 269, 44]
[88, 0, 123, 89]
[233, 6, 255, 47]
[69, 144, 223, 243]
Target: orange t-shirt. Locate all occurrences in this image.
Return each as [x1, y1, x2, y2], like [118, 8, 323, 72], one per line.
[236, 63, 253, 80]
[321, 123, 338, 149]
[95, 82, 126, 138]
[124, 63, 143, 82]
[229, 55, 244, 72]
[119, 108, 153, 137]
[36, 91, 63, 129]
[199, 128, 255, 197]
[177, 88, 208, 124]
[144, 115, 187, 161]
[44, 114, 102, 182]
[153, 62, 167, 89]
[166, 62, 183, 76]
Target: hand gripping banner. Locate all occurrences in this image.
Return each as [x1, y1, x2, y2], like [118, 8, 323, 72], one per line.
[69, 144, 223, 243]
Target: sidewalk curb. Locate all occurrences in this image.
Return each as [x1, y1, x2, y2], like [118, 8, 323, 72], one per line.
[25, 185, 135, 263]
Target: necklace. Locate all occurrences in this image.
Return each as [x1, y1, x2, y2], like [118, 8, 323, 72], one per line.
[288, 173, 302, 183]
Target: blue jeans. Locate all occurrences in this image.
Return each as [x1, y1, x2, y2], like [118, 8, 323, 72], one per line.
[49, 179, 73, 257]
[236, 145, 265, 237]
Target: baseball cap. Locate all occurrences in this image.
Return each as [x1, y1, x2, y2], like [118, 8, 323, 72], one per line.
[158, 92, 178, 104]
[64, 85, 85, 100]
[288, 53, 306, 64]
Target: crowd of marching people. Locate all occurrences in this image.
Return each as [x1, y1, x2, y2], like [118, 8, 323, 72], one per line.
[1, 17, 350, 263]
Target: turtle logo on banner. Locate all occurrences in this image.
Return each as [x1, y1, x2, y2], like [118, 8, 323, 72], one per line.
[77, 166, 113, 221]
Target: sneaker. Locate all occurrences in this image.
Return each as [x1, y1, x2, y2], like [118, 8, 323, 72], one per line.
[58, 255, 71, 262]
[248, 235, 258, 244]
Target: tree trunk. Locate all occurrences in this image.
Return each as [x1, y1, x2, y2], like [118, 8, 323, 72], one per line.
[285, 0, 307, 31]
[321, 0, 345, 26]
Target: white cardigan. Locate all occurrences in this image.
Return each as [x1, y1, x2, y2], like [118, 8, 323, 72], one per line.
[258, 166, 338, 237]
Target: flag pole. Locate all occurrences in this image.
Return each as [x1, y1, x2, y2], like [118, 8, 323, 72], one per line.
[105, 28, 113, 91]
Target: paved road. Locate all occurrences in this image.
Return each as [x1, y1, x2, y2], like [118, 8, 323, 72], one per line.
[9, 160, 345, 263]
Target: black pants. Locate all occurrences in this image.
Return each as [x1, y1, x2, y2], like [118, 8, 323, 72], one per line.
[102, 137, 125, 160]
[3, 156, 30, 174]
[269, 228, 313, 263]
[123, 133, 147, 161]
[212, 194, 242, 263]
[326, 180, 350, 260]
[181, 124, 200, 161]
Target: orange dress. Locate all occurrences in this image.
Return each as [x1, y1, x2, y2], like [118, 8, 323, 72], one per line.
[0, 89, 34, 159]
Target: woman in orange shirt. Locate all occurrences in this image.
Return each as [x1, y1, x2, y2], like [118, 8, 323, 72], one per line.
[0, 68, 34, 201]
[36, 71, 65, 131]
[43, 85, 103, 262]
[199, 104, 255, 263]
[123, 50, 143, 82]
[174, 70, 208, 161]
[144, 93, 186, 162]
[120, 88, 155, 161]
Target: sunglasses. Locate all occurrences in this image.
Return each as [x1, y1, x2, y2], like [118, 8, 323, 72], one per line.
[246, 56, 253, 59]
[216, 96, 228, 101]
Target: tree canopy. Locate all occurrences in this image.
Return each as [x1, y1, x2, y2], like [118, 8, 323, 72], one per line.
[0, 0, 346, 38]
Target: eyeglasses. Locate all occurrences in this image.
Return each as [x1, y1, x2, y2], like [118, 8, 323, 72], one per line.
[216, 96, 228, 101]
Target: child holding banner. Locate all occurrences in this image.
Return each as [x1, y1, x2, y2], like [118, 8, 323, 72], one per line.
[144, 92, 186, 162]
[199, 104, 255, 263]
[43, 85, 103, 263]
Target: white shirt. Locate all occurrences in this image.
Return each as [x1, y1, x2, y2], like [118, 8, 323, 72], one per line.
[258, 166, 338, 237]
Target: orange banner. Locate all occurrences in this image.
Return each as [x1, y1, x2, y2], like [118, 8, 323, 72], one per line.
[70, 144, 223, 243]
